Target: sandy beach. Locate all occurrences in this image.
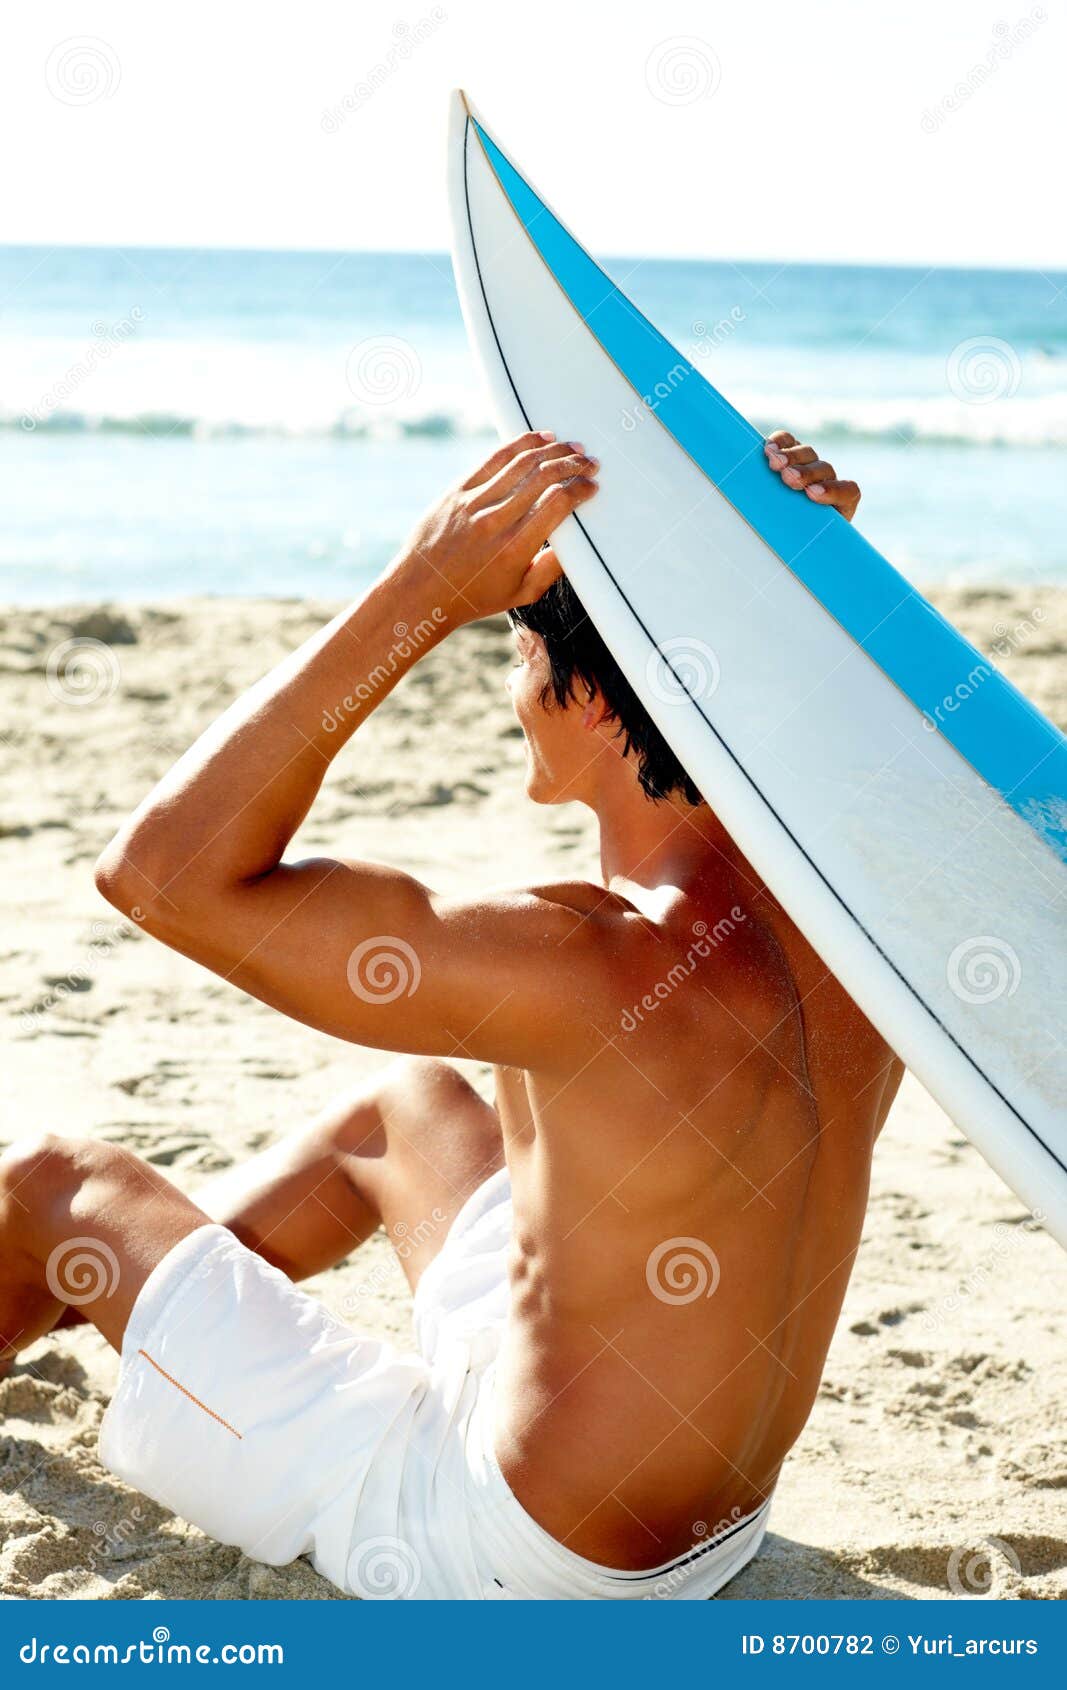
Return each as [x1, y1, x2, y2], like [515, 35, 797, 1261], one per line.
[1, 585, 1065, 1601]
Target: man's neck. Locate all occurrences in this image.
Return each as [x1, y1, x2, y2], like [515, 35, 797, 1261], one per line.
[592, 781, 752, 901]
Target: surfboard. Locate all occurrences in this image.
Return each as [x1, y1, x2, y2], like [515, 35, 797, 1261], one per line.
[446, 91, 1067, 1252]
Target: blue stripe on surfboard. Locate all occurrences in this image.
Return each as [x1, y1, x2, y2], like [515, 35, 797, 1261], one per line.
[471, 118, 1067, 867]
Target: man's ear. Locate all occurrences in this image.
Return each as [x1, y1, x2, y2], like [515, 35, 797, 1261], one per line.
[581, 690, 613, 733]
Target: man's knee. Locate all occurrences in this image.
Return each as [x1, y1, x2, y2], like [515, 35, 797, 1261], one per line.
[1, 1132, 82, 1205]
[373, 1055, 491, 1140]
[0, 1133, 122, 1233]
[325, 1057, 464, 1149]
[378, 1055, 470, 1110]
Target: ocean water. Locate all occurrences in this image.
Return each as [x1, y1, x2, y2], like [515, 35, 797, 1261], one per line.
[1, 245, 1064, 603]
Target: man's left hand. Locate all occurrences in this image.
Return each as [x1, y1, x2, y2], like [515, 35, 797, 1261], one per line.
[764, 430, 861, 522]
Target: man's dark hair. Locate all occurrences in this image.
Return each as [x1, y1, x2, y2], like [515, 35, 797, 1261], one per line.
[509, 577, 702, 807]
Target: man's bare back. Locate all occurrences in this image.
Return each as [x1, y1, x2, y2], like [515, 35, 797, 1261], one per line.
[494, 847, 899, 1567]
[0, 427, 900, 1592]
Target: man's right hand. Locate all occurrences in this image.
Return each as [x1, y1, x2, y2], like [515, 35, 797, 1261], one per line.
[401, 430, 599, 624]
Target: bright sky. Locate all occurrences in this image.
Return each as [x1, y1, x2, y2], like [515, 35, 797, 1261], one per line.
[1, 0, 1062, 268]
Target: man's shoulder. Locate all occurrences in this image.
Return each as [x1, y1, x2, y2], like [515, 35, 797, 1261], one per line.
[509, 878, 666, 963]
[473, 879, 796, 1041]
[503, 881, 780, 1025]
[519, 878, 635, 922]
[473, 878, 658, 998]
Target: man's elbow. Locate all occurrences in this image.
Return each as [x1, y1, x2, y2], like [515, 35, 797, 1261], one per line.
[94, 825, 238, 952]
[93, 817, 179, 931]
[94, 787, 198, 923]
[94, 835, 148, 921]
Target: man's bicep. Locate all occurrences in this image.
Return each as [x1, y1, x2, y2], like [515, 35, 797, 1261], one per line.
[186, 859, 598, 1066]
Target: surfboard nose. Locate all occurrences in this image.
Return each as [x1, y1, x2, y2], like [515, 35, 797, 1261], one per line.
[450, 87, 493, 132]
[447, 88, 473, 153]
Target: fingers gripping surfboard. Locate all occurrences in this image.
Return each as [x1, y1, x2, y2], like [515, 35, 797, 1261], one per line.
[447, 91, 1067, 1251]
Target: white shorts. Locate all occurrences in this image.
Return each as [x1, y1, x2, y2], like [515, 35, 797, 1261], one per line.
[99, 1170, 770, 1599]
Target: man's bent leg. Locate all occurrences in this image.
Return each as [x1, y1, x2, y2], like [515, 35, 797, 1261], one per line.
[0, 1133, 209, 1375]
[4, 1057, 503, 1364]
[197, 1056, 503, 1290]
[0, 1113, 503, 1595]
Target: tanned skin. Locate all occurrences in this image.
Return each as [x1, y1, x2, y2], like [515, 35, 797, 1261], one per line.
[0, 427, 898, 1570]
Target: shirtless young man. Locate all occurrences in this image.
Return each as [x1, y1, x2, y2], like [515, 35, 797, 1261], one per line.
[0, 429, 900, 1599]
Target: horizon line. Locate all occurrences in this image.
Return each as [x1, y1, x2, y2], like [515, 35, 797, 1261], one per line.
[0, 239, 1064, 280]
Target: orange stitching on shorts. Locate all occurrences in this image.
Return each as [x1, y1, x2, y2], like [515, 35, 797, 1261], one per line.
[138, 1349, 243, 1439]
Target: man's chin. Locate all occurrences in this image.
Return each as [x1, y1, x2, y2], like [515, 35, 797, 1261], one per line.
[524, 767, 555, 806]
[527, 779, 574, 809]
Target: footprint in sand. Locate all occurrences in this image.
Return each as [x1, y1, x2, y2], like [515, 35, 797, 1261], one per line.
[849, 1302, 926, 1337]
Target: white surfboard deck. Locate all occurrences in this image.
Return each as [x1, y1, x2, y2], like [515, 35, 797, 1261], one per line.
[446, 91, 1067, 1250]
